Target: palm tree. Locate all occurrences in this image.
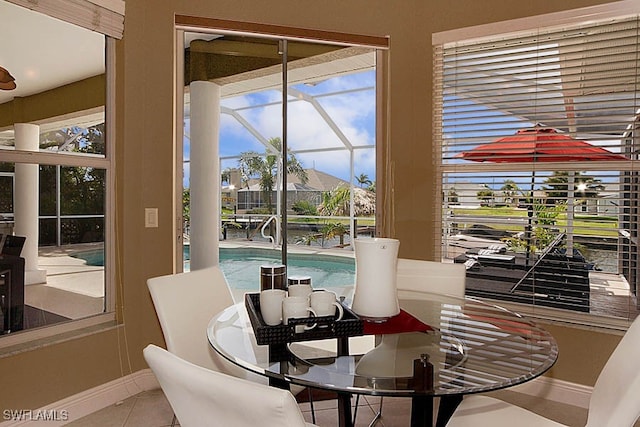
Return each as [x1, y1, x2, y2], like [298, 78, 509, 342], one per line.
[543, 171, 603, 204]
[476, 187, 494, 206]
[356, 173, 372, 188]
[238, 137, 308, 212]
[221, 168, 233, 185]
[319, 185, 375, 217]
[322, 222, 349, 247]
[500, 179, 519, 206]
[319, 186, 351, 216]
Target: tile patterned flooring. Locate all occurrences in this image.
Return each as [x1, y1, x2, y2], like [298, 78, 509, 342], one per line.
[66, 387, 590, 427]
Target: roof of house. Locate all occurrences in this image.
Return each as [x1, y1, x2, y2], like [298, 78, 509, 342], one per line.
[243, 168, 349, 192]
[238, 182, 317, 192]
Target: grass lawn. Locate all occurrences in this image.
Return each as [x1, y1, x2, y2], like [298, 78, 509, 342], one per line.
[451, 206, 618, 238]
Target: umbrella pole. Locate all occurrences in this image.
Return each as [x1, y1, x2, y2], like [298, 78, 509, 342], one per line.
[567, 171, 575, 256]
[525, 173, 535, 269]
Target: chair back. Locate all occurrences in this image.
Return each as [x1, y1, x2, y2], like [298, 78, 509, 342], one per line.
[1, 235, 26, 256]
[586, 315, 640, 427]
[147, 266, 234, 371]
[396, 258, 466, 297]
[143, 344, 313, 427]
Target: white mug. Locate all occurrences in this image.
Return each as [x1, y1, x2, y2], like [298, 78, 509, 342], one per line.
[288, 275, 312, 286]
[282, 296, 317, 333]
[310, 290, 344, 321]
[288, 283, 313, 299]
[259, 289, 286, 326]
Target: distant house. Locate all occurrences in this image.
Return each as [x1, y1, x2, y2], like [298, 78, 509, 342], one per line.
[443, 181, 488, 208]
[237, 168, 349, 212]
[579, 183, 620, 216]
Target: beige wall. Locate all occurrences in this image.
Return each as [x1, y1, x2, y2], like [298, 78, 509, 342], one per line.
[0, 0, 624, 411]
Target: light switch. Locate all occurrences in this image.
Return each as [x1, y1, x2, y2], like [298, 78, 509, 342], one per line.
[145, 208, 158, 228]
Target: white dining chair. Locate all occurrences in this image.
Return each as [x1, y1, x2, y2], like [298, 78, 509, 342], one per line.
[353, 258, 468, 426]
[446, 314, 640, 427]
[143, 344, 318, 427]
[146, 266, 309, 425]
[396, 258, 466, 297]
[147, 266, 238, 372]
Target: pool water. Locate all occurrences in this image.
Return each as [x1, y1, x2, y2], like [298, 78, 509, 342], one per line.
[219, 247, 355, 291]
[71, 248, 105, 266]
[72, 246, 355, 291]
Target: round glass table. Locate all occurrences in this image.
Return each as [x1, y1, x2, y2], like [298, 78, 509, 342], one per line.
[207, 290, 558, 427]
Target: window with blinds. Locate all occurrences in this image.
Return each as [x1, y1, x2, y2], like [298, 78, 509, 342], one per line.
[434, 15, 640, 322]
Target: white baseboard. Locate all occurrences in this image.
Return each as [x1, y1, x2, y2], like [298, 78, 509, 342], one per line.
[0, 369, 159, 427]
[0, 370, 591, 426]
[509, 375, 593, 409]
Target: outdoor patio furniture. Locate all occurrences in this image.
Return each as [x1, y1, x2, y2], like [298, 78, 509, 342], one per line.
[0, 255, 24, 333]
[458, 235, 591, 312]
[1, 235, 25, 256]
[474, 253, 516, 268]
[511, 249, 590, 312]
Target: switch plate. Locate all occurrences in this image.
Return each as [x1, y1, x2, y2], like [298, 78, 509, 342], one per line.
[145, 208, 158, 228]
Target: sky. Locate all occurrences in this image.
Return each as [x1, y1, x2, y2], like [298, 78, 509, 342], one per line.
[183, 70, 377, 188]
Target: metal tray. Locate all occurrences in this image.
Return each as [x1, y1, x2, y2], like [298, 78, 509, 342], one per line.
[244, 292, 364, 345]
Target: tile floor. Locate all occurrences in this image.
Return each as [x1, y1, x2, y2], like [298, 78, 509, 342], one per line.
[66, 387, 590, 427]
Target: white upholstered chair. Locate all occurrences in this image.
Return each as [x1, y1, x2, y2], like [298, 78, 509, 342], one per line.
[446, 314, 640, 427]
[144, 344, 317, 427]
[396, 258, 466, 297]
[354, 258, 467, 425]
[147, 266, 238, 372]
[147, 266, 308, 425]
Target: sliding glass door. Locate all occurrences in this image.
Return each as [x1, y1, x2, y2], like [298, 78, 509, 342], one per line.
[177, 26, 379, 293]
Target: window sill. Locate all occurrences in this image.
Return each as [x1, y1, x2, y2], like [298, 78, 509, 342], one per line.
[0, 313, 118, 358]
[478, 297, 631, 334]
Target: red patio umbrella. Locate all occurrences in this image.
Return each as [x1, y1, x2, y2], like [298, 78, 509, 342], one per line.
[457, 127, 627, 163]
[456, 126, 627, 264]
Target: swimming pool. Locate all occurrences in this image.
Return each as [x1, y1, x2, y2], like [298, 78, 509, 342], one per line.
[71, 248, 105, 266]
[218, 247, 355, 291]
[72, 246, 356, 292]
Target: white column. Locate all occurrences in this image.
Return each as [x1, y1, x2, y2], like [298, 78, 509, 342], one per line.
[189, 81, 220, 270]
[14, 123, 47, 284]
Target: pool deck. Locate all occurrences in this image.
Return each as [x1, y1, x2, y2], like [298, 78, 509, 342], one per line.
[27, 241, 357, 322]
[27, 242, 105, 320]
[220, 239, 356, 259]
[22, 240, 637, 327]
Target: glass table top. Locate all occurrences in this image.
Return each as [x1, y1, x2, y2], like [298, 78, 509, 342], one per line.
[207, 290, 558, 397]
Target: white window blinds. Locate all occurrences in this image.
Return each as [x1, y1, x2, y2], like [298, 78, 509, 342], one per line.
[6, 0, 124, 39]
[434, 15, 640, 321]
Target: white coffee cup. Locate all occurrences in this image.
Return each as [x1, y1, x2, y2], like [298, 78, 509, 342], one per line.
[259, 289, 286, 326]
[310, 290, 344, 321]
[282, 296, 317, 332]
[288, 283, 313, 299]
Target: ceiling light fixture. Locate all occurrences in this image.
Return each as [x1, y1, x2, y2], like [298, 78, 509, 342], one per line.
[0, 66, 17, 91]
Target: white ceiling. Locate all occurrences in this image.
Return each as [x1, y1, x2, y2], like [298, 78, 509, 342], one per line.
[0, 5, 376, 150]
[0, 1, 105, 105]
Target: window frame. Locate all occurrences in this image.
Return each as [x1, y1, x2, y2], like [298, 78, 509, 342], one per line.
[174, 17, 389, 273]
[433, 1, 640, 330]
[0, 37, 117, 351]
